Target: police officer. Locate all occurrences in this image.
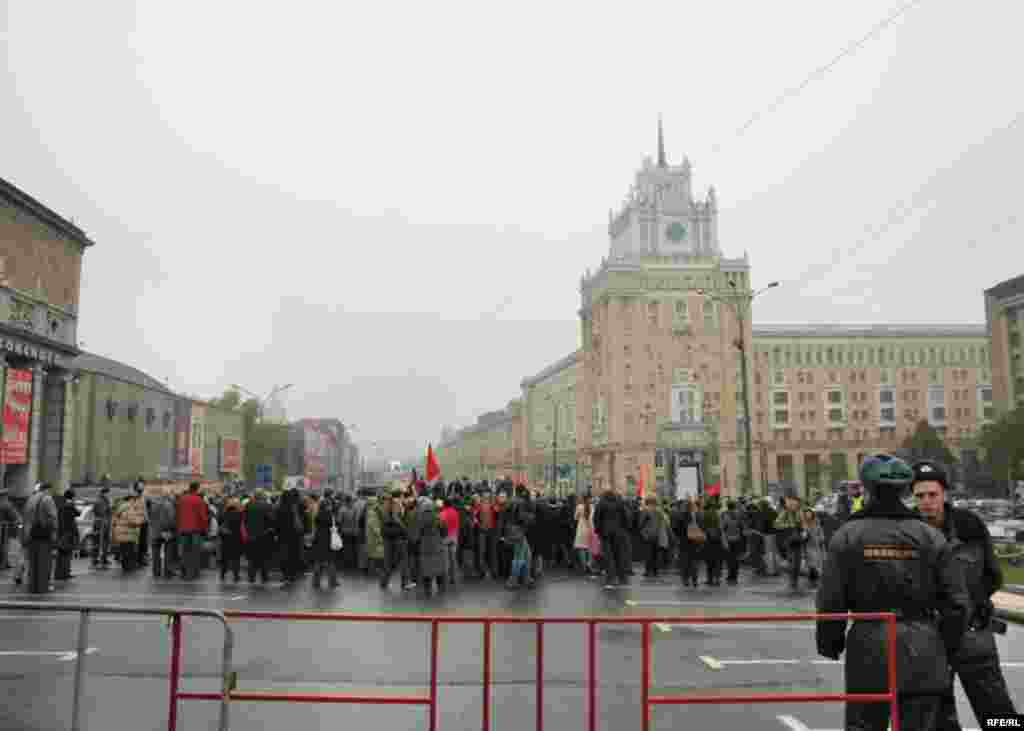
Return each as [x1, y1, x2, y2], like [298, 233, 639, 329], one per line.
[911, 460, 1017, 729]
[816, 453, 970, 731]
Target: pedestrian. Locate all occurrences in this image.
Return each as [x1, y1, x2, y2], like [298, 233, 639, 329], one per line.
[910, 460, 1018, 729]
[379, 492, 408, 590]
[672, 496, 705, 588]
[219, 497, 245, 583]
[720, 499, 744, 585]
[574, 495, 595, 575]
[401, 492, 419, 589]
[337, 494, 360, 571]
[176, 481, 209, 580]
[502, 486, 537, 590]
[702, 495, 724, 586]
[593, 484, 631, 589]
[53, 488, 80, 580]
[816, 453, 970, 731]
[439, 498, 460, 588]
[276, 488, 306, 584]
[112, 488, 145, 572]
[774, 488, 805, 593]
[147, 488, 178, 579]
[801, 508, 824, 587]
[475, 492, 497, 580]
[91, 485, 112, 568]
[311, 490, 341, 590]
[20, 483, 57, 593]
[134, 477, 149, 567]
[364, 494, 385, 579]
[244, 491, 275, 584]
[0, 488, 20, 570]
[411, 495, 447, 598]
[639, 496, 668, 578]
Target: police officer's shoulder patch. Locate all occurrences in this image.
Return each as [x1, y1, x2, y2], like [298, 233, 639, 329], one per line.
[863, 544, 919, 561]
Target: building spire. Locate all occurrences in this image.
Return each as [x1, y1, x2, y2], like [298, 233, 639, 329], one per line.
[657, 115, 667, 168]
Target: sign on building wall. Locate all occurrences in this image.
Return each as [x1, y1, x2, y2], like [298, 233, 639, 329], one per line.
[173, 400, 192, 472]
[2, 369, 32, 464]
[190, 403, 206, 476]
[219, 437, 242, 474]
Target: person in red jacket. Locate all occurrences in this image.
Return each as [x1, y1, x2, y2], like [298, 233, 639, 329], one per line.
[176, 482, 209, 580]
[439, 499, 460, 588]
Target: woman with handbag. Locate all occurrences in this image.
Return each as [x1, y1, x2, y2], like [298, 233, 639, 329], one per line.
[311, 491, 341, 590]
[672, 496, 706, 588]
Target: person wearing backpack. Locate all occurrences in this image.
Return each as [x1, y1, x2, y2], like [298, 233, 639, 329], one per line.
[720, 499, 744, 585]
[21, 483, 58, 593]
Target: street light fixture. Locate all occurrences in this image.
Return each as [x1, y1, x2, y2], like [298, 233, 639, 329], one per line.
[696, 280, 780, 497]
[230, 383, 295, 422]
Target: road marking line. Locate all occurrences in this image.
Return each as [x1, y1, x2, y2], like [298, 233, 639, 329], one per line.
[699, 655, 723, 670]
[777, 715, 811, 731]
[0, 647, 98, 661]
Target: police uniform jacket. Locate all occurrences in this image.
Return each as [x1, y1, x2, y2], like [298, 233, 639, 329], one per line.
[815, 499, 970, 696]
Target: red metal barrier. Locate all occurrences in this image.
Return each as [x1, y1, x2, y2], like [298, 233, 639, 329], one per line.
[169, 610, 898, 731]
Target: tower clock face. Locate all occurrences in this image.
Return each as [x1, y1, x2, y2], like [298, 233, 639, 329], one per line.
[666, 221, 687, 242]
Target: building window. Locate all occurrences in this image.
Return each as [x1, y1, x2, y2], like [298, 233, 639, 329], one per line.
[773, 391, 789, 406]
[774, 410, 790, 426]
[827, 390, 842, 404]
[829, 408, 844, 423]
[880, 387, 895, 405]
[881, 407, 896, 422]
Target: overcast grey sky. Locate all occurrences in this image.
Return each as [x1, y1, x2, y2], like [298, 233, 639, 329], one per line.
[2, 1, 1021, 462]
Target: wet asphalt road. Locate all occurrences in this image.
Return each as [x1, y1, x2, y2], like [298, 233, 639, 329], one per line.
[1, 558, 1022, 731]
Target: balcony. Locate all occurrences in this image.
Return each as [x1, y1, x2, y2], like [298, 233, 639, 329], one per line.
[1, 286, 78, 348]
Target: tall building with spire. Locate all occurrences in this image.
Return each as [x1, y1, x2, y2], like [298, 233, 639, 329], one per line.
[576, 121, 752, 495]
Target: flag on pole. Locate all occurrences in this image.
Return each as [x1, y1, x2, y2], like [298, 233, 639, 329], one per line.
[705, 477, 721, 497]
[426, 444, 441, 482]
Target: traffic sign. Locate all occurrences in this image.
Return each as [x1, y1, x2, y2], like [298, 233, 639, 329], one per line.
[255, 463, 273, 487]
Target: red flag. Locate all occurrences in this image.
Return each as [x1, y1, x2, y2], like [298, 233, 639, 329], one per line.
[426, 444, 441, 482]
[705, 478, 721, 497]
[638, 464, 648, 499]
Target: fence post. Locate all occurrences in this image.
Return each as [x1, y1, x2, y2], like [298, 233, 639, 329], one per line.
[482, 620, 491, 731]
[887, 615, 899, 731]
[536, 622, 544, 731]
[70, 609, 90, 731]
[429, 619, 439, 731]
[168, 614, 183, 731]
[588, 620, 597, 731]
[641, 621, 650, 731]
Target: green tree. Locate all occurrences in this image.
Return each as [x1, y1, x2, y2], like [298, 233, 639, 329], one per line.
[979, 406, 1024, 484]
[208, 387, 242, 411]
[902, 420, 956, 465]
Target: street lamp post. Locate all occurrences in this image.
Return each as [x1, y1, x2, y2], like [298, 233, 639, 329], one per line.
[697, 281, 779, 497]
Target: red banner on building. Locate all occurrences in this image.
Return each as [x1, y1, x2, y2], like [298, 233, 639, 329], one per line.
[219, 437, 241, 474]
[2, 369, 33, 465]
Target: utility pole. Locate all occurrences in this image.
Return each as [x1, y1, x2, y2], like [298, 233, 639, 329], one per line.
[552, 401, 558, 497]
[697, 281, 779, 497]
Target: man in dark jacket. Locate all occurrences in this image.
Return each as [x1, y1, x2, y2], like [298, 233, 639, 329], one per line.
[593, 485, 631, 588]
[816, 454, 970, 731]
[244, 491, 276, 584]
[91, 486, 112, 568]
[911, 460, 1017, 729]
[53, 489, 80, 580]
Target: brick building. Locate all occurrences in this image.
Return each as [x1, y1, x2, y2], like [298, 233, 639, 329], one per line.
[436, 133, 998, 499]
[0, 177, 93, 500]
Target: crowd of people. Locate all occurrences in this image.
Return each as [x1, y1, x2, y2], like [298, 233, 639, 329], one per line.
[1, 474, 845, 597]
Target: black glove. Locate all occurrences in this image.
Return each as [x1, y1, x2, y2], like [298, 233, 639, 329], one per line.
[816, 622, 846, 660]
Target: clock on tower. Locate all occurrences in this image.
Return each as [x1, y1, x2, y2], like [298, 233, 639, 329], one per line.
[665, 221, 688, 243]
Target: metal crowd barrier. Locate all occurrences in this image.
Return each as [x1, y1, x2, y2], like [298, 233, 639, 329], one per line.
[0, 603, 897, 731]
[0, 601, 234, 731]
[191, 610, 897, 731]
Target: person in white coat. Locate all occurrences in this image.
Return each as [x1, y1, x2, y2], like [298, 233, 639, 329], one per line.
[573, 495, 595, 575]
